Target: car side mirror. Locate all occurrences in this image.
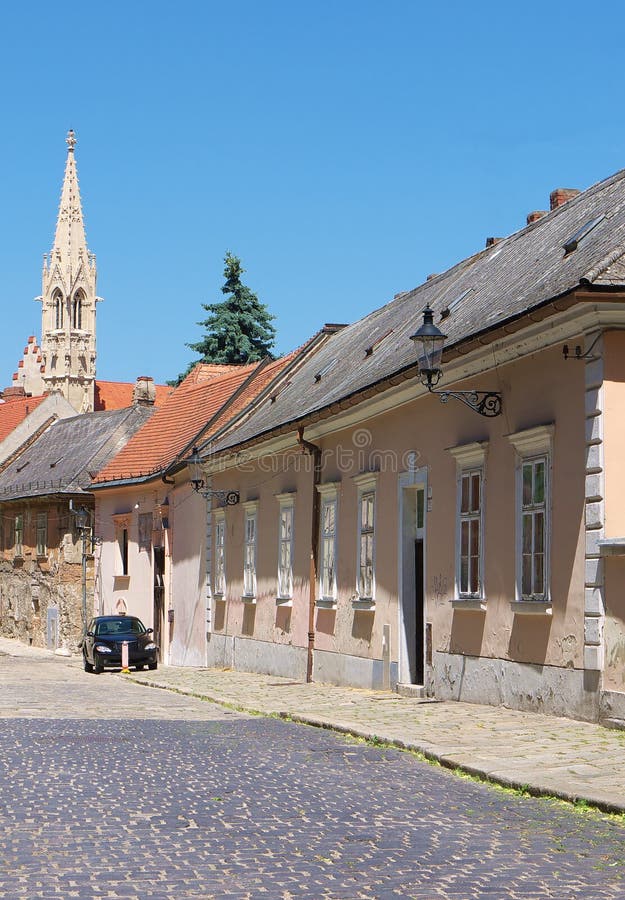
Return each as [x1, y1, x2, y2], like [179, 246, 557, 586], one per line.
[146, 628, 153, 635]
[86, 631, 94, 637]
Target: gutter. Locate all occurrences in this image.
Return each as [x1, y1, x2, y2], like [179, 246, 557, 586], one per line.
[297, 426, 321, 684]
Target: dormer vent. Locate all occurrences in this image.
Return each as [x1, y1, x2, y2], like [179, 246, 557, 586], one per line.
[314, 359, 337, 382]
[563, 215, 605, 256]
[365, 329, 393, 356]
[440, 288, 473, 320]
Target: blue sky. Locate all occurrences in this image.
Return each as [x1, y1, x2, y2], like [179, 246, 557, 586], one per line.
[1, 0, 625, 385]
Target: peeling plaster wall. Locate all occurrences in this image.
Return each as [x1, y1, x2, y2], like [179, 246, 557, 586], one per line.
[0, 518, 89, 653]
[433, 651, 599, 721]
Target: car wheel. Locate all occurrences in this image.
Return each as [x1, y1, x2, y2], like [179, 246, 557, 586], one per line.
[148, 662, 158, 671]
[93, 653, 104, 675]
[135, 664, 145, 671]
[83, 653, 93, 673]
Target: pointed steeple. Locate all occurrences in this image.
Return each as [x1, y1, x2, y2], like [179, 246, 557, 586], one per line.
[52, 129, 89, 275]
[37, 130, 100, 413]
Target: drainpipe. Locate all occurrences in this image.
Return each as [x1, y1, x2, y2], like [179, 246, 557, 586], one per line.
[297, 426, 321, 683]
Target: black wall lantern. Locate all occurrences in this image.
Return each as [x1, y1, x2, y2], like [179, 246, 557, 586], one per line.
[188, 446, 240, 505]
[409, 304, 502, 417]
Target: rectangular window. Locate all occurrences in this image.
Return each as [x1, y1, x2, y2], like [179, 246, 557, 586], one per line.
[14, 514, 23, 557]
[278, 502, 294, 598]
[36, 512, 48, 557]
[138, 513, 153, 552]
[320, 497, 337, 600]
[459, 469, 482, 597]
[358, 491, 375, 599]
[243, 510, 257, 597]
[119, 527, 129, 576]
[521, 457, 547, 600]
[214, 517, 226, 596]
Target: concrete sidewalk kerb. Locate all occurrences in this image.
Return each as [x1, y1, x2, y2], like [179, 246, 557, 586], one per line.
[126, 664, 625, 817]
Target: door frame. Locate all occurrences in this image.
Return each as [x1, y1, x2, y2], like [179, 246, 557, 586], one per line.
[397, 463, 428, 685]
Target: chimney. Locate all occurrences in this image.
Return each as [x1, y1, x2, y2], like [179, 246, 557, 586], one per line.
[527, 210, 547, 225]
[550, 188, 580, 211]
[426, 273, 439, 281]
[133, 376, 156, 406]
[3, 386, 26, 400]
[485, 237, 502, 248]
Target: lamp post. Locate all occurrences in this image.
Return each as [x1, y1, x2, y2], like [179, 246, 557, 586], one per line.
[188, 447, 240, 505]
[409, 304, 502, 417]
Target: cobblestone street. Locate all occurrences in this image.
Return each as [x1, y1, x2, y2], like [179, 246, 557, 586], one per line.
[1, 652, 624, 899]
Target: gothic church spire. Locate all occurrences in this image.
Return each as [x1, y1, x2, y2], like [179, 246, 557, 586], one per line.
[38, 130, 100, 413]
[52, 129, 89, 275]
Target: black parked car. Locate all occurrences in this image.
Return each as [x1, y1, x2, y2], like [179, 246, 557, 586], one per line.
[82, 615, 158, 674]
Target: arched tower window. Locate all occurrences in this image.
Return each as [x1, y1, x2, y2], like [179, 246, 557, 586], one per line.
[72, 292, 83, 330]
[53, 290, 64, 329]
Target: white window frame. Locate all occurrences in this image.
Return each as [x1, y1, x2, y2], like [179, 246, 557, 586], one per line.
[276, 493, 295, 603]
[508, 425, 553, 611]
[353, 472, 378, 608]
[449, 442, 487, 607]
[213, 510, 226, 597]
[242, 501, 258, 600]
[316, 482, 340, 608]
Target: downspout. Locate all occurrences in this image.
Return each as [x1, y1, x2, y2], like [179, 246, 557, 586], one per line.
[297, 426, 321, 683]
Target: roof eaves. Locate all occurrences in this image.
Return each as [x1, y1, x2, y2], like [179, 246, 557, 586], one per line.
[212, 287, 585, 457]
[194, 330, 335, 457]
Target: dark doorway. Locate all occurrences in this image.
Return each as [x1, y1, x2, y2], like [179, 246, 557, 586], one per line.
[414, 539, 424, 684]
[153, 547, 165, 660]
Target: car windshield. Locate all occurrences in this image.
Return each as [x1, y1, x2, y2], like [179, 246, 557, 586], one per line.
[95, 617, 146, 636]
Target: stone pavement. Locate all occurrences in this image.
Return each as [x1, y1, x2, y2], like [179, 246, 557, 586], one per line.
[2, 636, 624, 815]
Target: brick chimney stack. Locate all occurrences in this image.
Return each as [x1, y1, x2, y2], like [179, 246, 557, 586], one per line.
[133, 376, 156, 406]
[527, 211, 547, 225]
[550, 188, 580, 210]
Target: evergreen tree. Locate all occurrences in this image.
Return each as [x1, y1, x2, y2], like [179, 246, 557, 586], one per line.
[188, 252, 276, 365]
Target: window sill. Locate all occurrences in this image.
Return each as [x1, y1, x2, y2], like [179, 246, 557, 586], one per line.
[316, 598, 337, 610]
[275, 596, 292, 607]
[351, 598, 376, 611]
[452, 599, 486, 611]
[511, 600, 552, 616]
[241, 595, 256, 605]
[213, 593, 226, 602]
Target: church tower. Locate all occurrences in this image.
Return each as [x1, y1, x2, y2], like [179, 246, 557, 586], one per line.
[38, 130, 100, 412]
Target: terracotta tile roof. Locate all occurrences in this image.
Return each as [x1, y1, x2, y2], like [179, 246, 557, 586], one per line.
[181, 363, 245, 384]
[94, 380, 173, 411]
[0, 395, 46, 442]
[92, 363, 261, 484]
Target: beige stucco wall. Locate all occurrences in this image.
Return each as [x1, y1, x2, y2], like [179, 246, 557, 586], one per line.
[94, 476, 208, 667]
[210, 342, 587, 688]
[600, 330, 625, 693]
[168, 483, 208, 666]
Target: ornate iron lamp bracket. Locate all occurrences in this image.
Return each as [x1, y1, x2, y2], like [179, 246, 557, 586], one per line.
[196, 488, 240, 506]
[432, 388, 503, 418]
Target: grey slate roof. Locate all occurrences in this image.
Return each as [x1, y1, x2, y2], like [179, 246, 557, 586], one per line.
[214, 167, 625, 452]
[0, 405, 155, 501]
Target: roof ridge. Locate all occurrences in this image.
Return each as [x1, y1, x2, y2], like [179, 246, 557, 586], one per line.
[580, 245, 625, 285]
